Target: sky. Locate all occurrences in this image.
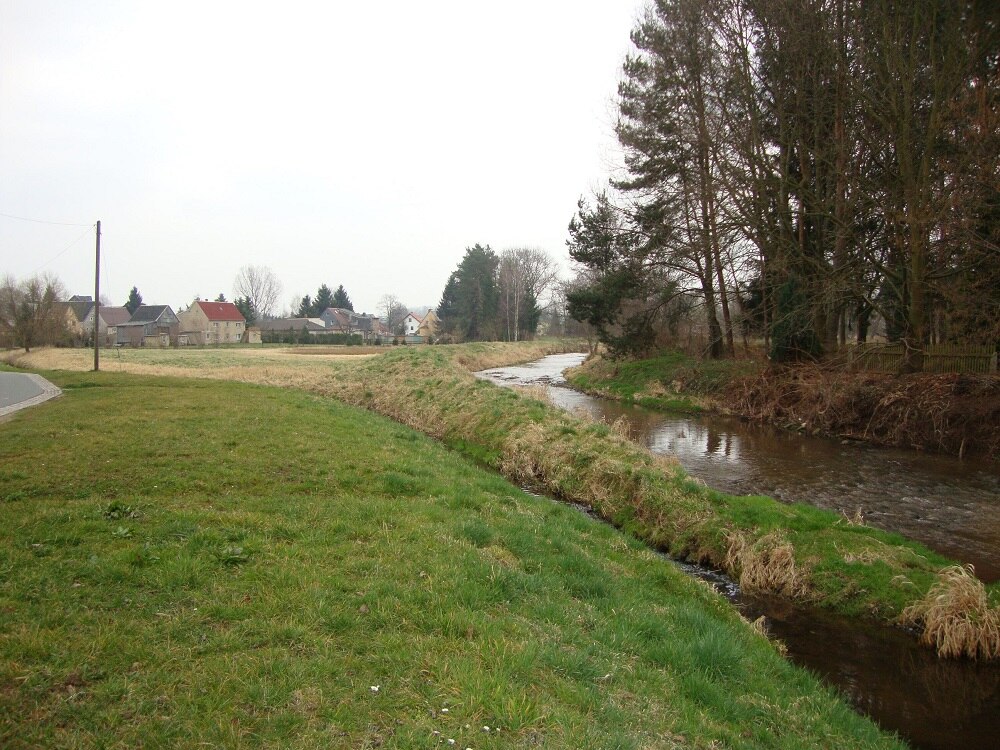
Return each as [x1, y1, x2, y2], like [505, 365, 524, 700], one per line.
[0, 0, 642, 317]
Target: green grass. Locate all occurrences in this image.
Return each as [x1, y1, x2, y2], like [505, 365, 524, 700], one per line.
[0, 370, 905, 748]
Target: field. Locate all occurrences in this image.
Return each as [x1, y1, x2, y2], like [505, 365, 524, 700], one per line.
[0, 352, 908, 748]
[6, 342, 999, 664]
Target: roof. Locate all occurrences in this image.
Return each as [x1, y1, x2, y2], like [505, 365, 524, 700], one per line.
[405, 311, 424, 322]
[99, 306, 131, 326]
[128, 305, 174, 323]
[67, 299, 94, 322]
[195, 300, 245, 322]
[257, 317, 327, 332]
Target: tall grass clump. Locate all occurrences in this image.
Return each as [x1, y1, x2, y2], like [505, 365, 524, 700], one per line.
[901, 565, 1000, 659]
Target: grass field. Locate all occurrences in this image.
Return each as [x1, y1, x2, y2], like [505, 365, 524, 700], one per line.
[4, 341, 998, 663]
[0, 365, 907, 748]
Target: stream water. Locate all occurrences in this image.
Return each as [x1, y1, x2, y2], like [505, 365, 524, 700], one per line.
[477, 353, 1000, 750]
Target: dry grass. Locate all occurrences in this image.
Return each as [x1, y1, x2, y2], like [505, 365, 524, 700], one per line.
[512, 384, 552, 405]
[725, 531, 810, 599]
[900, 565, 1000, 660]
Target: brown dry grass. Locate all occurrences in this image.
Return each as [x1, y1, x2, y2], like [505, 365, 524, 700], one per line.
[725, 531, 810, 599]
[900, 565, 1000, 660]
[729, 365, 1000, 459]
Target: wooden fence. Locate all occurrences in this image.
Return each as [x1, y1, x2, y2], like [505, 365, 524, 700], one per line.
[846, 343, 998, 374]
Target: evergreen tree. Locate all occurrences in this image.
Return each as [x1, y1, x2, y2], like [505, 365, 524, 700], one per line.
[125, 286, 143, 315]
[296, 294, 313, 318]
[436, 273, 460, 339]
[435, 245, 501, 342]
[234, 296, 257, 325]
[332, 285, 353, 311]
[312, 284, 335, 315]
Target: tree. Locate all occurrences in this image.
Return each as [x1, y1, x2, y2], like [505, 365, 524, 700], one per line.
[214, 293, 227, 302]
[234, 296, 257, 325]
[436, 273, 460, 339]
[296, 294, 313, 318]
[498, 247, 558, 341]
[566, 194, 684, 357]
[234, 265, 282, 320]
[125, 286, 143, 315]
[378, 294, 409, 334]
[0, 273, 68, 352]
[332, 284, 353, 311]
[436, 244, 500, 342]
[312, 284, 335, 315]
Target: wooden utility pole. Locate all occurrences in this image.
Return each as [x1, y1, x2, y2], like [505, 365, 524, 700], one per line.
[94, 220, 101, 372]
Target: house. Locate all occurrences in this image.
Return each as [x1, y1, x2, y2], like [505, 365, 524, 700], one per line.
[402, 312, 423, 336]
[177, 300, 246, 345]
[319, 308, 382, 343]
[417, 309, 438, 338]
[257, 317, 329, 340]
[116, 305, 180, 347]
[98, 307, 132, 346]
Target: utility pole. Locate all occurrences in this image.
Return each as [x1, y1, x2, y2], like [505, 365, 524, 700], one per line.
[94, 220, 101, 372]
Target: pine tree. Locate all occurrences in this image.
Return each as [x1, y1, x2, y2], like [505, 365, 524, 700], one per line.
[332, 285, 353, 311]
[125, 287, 143, 315]
[312, 284, 335, 315]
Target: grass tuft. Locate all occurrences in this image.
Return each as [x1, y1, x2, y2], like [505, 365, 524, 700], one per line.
[900, 565, 1000, 659]
[725, 531, 809, 598]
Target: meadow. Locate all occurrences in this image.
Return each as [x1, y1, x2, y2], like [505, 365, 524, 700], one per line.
[5, 342, 999, 664]
[0, 360, 908, 748]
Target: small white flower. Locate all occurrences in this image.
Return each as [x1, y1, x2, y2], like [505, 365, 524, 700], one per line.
[370, 685, 380, 693]
[440, 707, 449, 714]
[447, 739, 456, 745]
[482, 726, 490, 733]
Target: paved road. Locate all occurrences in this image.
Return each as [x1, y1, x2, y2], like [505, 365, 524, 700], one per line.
[0, 372, 61, 418]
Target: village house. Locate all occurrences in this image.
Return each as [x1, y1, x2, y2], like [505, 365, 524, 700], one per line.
[319, 308, 382, 343]
[417, 309, 438, 338]
[116, 305, 180, 347]
[59, 296, 132, 346]
[177, 300, 246, 345]
[257, 317, 328, 339]
[402, 312, 422, 336]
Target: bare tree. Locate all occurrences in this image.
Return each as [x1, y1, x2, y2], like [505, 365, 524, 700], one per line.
[498, 247, 559, 341]
[233, 265, 283, 319]
[378, 294, 409, 335]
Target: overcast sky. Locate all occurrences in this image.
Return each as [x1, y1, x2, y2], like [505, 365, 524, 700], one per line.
[1, 1, 642, 316]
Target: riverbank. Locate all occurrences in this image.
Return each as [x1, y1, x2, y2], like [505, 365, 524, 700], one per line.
[0, 368, 906, 748]
[6, 342, 998, 660]
[565, 351, 1000, 461]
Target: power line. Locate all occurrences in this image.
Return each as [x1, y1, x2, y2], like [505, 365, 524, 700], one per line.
[28, 225, 96, 277]
[0, 211, 94, 228]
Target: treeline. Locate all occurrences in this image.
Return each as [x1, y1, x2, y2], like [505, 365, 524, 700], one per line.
[295, 283, 353, 317]
[437, 244, 558, 342]
[567, 0, 998, 371]
[0, 273, 67, 351]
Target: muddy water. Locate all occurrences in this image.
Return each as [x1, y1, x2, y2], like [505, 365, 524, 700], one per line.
[478, 354, 1000, 750]
[481, 353, 1000, 582]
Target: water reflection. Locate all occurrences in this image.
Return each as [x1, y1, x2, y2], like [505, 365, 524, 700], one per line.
[481, 353, 1000, 582]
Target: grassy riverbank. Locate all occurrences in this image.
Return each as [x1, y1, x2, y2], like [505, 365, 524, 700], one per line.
[564, 350, 759, 413]
[565, 351, 1000, 459]
[6, 342, 999, 660]
[0, 369, 907, 748]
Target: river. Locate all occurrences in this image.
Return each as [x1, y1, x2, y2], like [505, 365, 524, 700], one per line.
[477, 353, 1000, 750]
